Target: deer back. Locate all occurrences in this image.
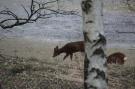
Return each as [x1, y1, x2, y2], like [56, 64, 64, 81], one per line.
[64, 41, 84, 53]
[107, 52, 127, 65]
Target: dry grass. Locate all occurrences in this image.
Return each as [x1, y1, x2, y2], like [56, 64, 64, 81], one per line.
[0, 49, 135, 89]
[0, 54, 84, 89]
[0, 38, 135, 89]
[108, 65, 135, 89]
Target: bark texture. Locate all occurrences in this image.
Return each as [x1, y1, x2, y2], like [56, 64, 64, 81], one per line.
[81, 0, 108, 89]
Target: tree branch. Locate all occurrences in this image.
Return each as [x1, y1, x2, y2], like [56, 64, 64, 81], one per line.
[21, 4, 30, 18]
[0, 0, 80, 29]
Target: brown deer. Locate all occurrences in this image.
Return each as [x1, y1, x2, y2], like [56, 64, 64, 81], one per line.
[53, 41, 84, 60]
[107, 52, 127, 65]
[53, 41, 127, 64]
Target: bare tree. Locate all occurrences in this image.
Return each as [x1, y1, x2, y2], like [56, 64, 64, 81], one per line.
[81, 0, 108, 89]
[0, 0, 78, 29]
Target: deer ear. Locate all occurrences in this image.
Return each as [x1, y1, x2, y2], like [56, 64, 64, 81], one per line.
[56, 46, 58, 50]
[54, 46, 58, 51]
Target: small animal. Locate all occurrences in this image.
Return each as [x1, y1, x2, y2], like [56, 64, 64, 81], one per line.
[53, 41, 84, 60]
[107, 52, 127, 65]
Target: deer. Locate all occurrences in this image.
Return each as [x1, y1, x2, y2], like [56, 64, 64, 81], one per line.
[53, 41, 84, 60]
[107, 52, 127, 65]
[53, 41, 127, 65]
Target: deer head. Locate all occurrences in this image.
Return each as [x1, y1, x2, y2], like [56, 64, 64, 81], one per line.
[53, 46, 59, 57]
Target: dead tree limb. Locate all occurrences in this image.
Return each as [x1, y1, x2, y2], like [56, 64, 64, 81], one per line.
[0, 0, 78, 29]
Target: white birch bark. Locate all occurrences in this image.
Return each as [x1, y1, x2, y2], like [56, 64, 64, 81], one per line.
[81, 0, 108, 89]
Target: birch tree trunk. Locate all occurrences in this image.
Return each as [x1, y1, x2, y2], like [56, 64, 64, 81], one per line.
[81, 0, 108, 89]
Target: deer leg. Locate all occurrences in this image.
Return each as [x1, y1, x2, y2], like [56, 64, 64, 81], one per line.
[63, 54, 69, 60]
[70, 53, 73, 60]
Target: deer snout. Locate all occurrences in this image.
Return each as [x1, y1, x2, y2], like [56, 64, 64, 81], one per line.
[52, 53, 58, 57]
[52, 54, 56, 57]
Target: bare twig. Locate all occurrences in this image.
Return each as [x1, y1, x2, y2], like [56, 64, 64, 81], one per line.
[21, 4, 30, 18]
[0, 0, 59, 29]
[0, 0, 80, 29]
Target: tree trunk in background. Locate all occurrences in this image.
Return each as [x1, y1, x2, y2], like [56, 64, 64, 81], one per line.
[81, 0, 108, 89]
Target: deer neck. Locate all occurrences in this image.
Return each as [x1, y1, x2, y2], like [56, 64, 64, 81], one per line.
[57, 48, 65, 54]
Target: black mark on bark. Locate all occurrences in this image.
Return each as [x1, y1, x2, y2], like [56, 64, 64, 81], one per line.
[83, 31, 91, 43]
[86, 20, 94, 24]
[89, 68, 106, 80]
[92, 33, 106, 48]
[84, 54, 90, 89]
[92, 47, 106, 58]
[81, 0, 92, 14]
